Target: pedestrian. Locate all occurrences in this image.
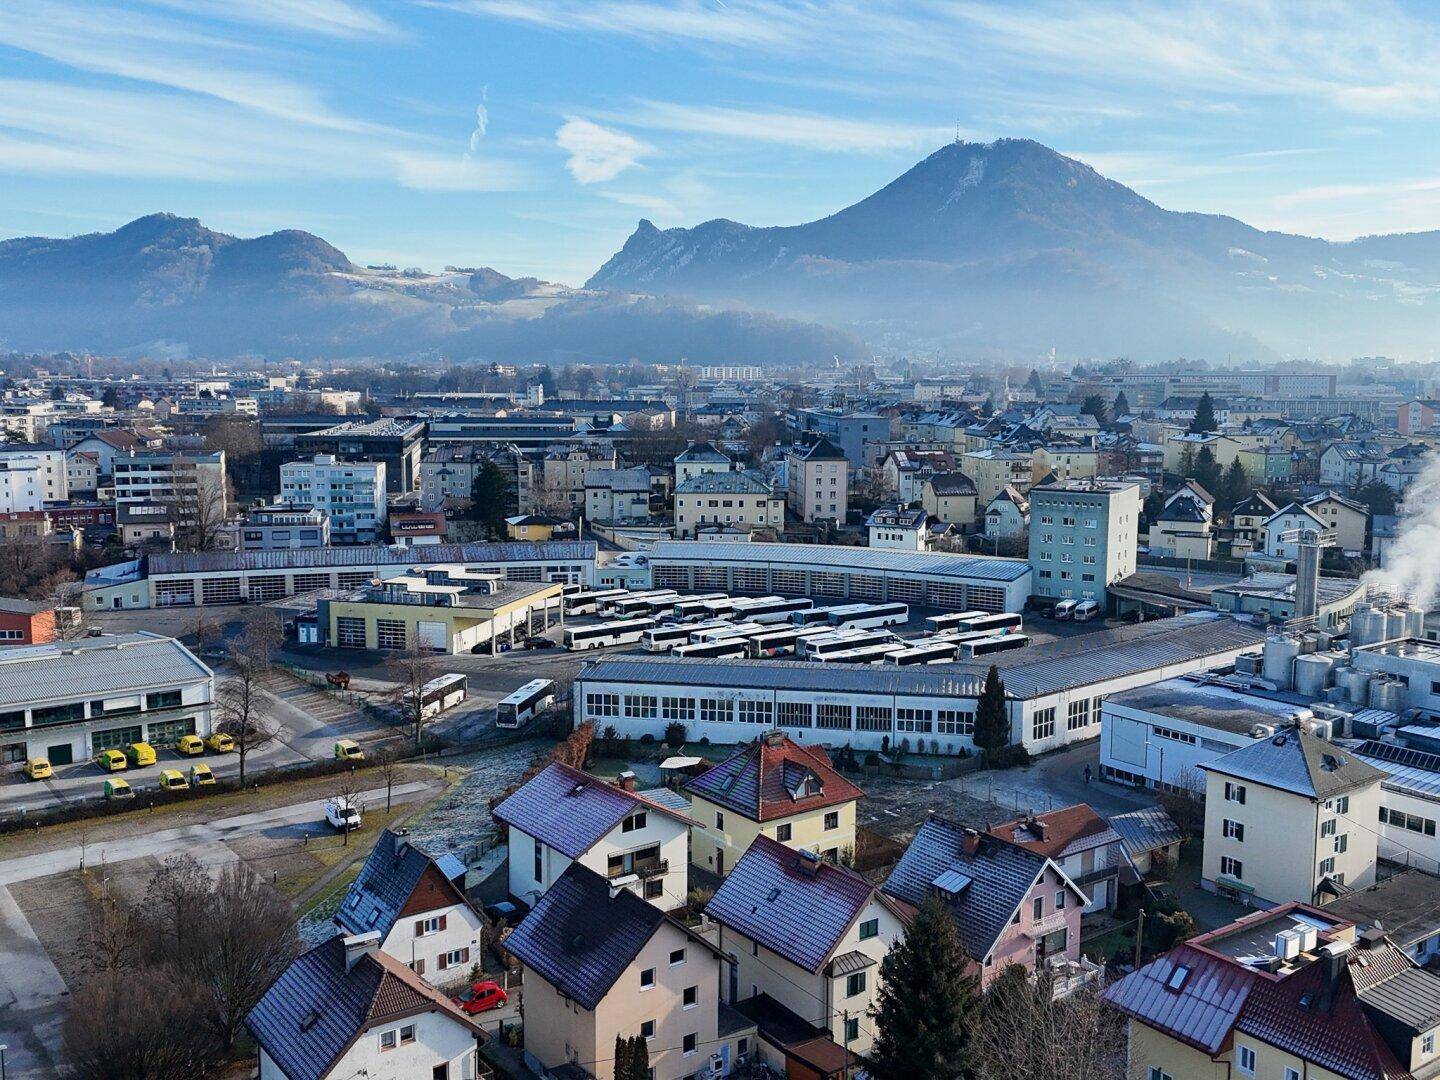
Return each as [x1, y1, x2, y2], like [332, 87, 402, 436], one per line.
[1083, 763, 1092, 784]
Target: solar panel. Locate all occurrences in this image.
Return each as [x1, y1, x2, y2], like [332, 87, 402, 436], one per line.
[1356, 740, 1440, 773]
[931, 869, 973, 896]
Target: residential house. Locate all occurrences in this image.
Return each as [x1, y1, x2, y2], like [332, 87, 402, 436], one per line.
[981, 484, 1029, 539]
[882, 816, 1089, 990]
[528, 445, 617, 515]
[1304, 491, 1370, 556]
[504, 514, 570, 542]
[1105, 902, 1440, 1080]
[1262, 502, 1333, 560]
[674, 441, 736, 486]
[1235, 444, 1293, 485]
[706, 836, 908, 1057]
[504, 863, 746, 1080]
[1320, 441, 1386, 488]
[1032, 442, 1098, 486]
[584, 468, 653, 523]
[0, 598, 57, 647]
[0, 443, 68, 503]
[684, 732, 863, 877]
[986, 805, 1125, 913]
[784, 437, 849, 524]
[921, 471, 979, 530]
[1149, 497, 1213, 560]
[65, 450, 99, 496]
[866, 505, 931, 551]
[491, 762, 692, 910]
[246, 933, 485, 1080]
[1228, 492, 1278, 552]
[961, 447, 1033, 506]
[334, 829, 485, 984]
[1399, 398, 1440, 436]
[881, 449, 955, 504]
[675, 471, 783, 538]
[1200, 725, 1384, 906]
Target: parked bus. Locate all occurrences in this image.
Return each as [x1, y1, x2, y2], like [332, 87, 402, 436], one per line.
[731, 597, 813, 624]
[564, 617, 657, 651]
[611, 591, 681, 619]
[564, 588, 627, 617]
[692, 621, 763, 643]
[829, 603, 909, 630]
[1073, 600, 1101, 622]
[957, 633, 1030, 659]
[886, 642, 959, 666]
[672, 594, 729, 620]
[925, 610, 990, 635]
[496, 678, 556, 728]
[747, 625, 833, 658]
[698, 597, 740, 620]
[818, 642, 909, 664]
[802, 629, 892, 659]
[950, 611, 1024, 636]
[790, 605, 850, 627]
[644, 620, 728, 651]
[405, 673, 468, 719]
[672, 638, 749, 659]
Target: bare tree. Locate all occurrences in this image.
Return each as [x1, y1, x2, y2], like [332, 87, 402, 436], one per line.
[386, 640, 438, 751]
[968, 966, 1125, 1080]
[165, 457, 232, 553]
[185, 610, 220, 655]
[1157, 764, 1207, 839]
[145, 854, 210, 951]
[332, 771, 366, 846]
[63, 969, 220, 1080]
[83, 900, 140, 974]
[215, 622, 280, 786]
[374, 745, 402, 812]
[48, 578, 87, 639]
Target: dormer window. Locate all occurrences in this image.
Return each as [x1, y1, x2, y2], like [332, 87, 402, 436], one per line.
[622, 812, 647, 833]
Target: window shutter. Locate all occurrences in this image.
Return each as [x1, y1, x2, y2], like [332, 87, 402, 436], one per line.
[460, 947, 470, 963]
[438, 953, 448, 970]
[415, 919, 425, 936]
[439, 913, 448, 932]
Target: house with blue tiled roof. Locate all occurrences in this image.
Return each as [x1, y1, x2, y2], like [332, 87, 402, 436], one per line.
[334, 829, 485, 987]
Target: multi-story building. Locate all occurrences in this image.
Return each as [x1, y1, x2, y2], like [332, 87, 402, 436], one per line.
[881, 449, 955, 504]
[0, 458, 43, 514]
[785, 436, 848, 524]
[0, 443, 68, 503]
[987, 805, 1125, 913]
[792, 410, 891, 469]
[295, 418, 425, 493]
[236, 503, 330, 551]
[279, 454, 386, 544]
[921, 471, 980, 530]
[1027, 479, 1140, 607]
[983, 486, 1030, 538]
[673, 441, 735, 486]
[866, 505, 931, 551]
[961, 447, 1033, 506]
[417, 443, 521, 514]
[65, 450, 99, 497]
[583, 467, 652, 523]
[674, 470, 783, 538]
[112, 449, 225, 510]
[522, 444, 617, 516]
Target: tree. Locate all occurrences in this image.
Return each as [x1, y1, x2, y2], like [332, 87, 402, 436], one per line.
[1081, 394, 1108, 425]
[165, 458, 232, 552]
[1192, 446, 1222, 496]
[1219, 458, 1250, 508]
[147, 854, 211, 950]
[216, 618, 280, 786]
[1177, 443, 1196, 481]
[387, 641, 439, 750]
[63, 969, 220, 1080]
[375, 745, 401, 812]
[1113, 390, 1130, 417]
[100, 386, 120, 409]
[50, 382, 65, 401]
[973, 665, 1009, 754]
[979, 395, 995, 418]
[1188, 391, 1217, 434]
[536, 364, 557, 398]
[332, 770, 365, 846]
[468, 460, 512, 536]
[869, 893, 978, 1080]
[1026, 369, 1043, 394]
[969, 966, 1125, 1080]
[1355, 480, 1398, 516]
[613, 1033, 649, 1080]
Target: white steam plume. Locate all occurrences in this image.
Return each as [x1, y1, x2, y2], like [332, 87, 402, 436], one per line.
[1363, 448, 1440, 609]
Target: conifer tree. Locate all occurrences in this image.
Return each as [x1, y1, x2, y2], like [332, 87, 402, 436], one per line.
[973, 665, 1009, 753]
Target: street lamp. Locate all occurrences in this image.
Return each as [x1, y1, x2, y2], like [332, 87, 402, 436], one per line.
[2, 1040, 9, 1080]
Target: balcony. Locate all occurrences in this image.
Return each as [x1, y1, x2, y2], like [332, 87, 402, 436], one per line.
[607, 850, 667, 880]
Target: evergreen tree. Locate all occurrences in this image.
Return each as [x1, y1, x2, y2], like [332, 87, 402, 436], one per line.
[870, 893, 979, 1080]
[1219, 458, 1250, 507]
[101, 386, 120, 409]
[1193, 446, 1222, 495]
[1188, 392, 1217, 434]
[979, 395, 995, 418]
[1026, 369, 1043, 393]
[1178, 444, 1196, 480]
[624, 1035, 649, 1080]
[536, 364, 558, 398]
[1355, 480, 1397, 516]
[973, 665, 1008, 753]
[468, 460, 512, 536]
[1113, 390, 1130, 417]
[1081, 394, 1108, 424]
[614, 1034, 632, 1080]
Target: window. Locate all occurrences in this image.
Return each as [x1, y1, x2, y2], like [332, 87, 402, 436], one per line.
[622, 812, 648, 833]
[419, 915, 442, 935]
[639, 967, 655, 990]
[682, 1033, 698, 1056]
[1335, 795, 1350, 815]
[1055, 891, 1066, 909]
[683, 985, 698, 1009]
[645, 878, 663, 900]
[1320, 818, 1337, 837]
[776, 823, 793, 842]
[1334, 833, 1348, 854]
[1286, 1070, 1300, 1080]
[670, 948, 687, 966]
[700, 698, 730, 724]
[1237, 1045, 1256, 1075]
[434, 1065, 449, 1080]
[738, 699, 772, 725]
[641, 1019, 655, 1040]
[1031, 707, 1055, 741]
[624, 695, 658, 719]
[1319, 857, 1335, 876]
[715, 811, 725, 830]
[400, 1025, 415, 1046]
[662, 696, 694, 722]
[845, 971, 867, 997]
[856, 705, 892, 732]
[380, 1030, 397, 1051]
[1220, 856, 1243, 879]
[533, 841, 544, 883]
[1224, 782, 1247, 804]
[1148, 1069, 1173, 1080]
[145, 690, 182, 711]
[845, 1017, 860, 1043]
[1067, 699, 1091, 731]
[778, 700, 812, 728]
[586, 693, 619, 718]
[824, 811, 839, 830]
[1222, 819, 1245, 842]
[859, 918, 879, 940]
[1424, 1034, 1435, 1056]
[896, 707, 932, 733]
[938, 709, 973, 736]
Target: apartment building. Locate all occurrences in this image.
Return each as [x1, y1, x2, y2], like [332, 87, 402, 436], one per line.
[1027, 479, 1140, 607]
[236, 504, 330, 551]
[279, 454, 386, 544]
[295, 418, 425, 493]
[675, 470, 783, 538]
[674, 441, 735, 486]
[0, 443, 68, 503]
[961, 447, 1033, 506]
[785, 436, 848, 524]
[921, 471, 979, 530]
[584, 467, 652, 523]
[112, 450, 226, 514]
[0, 459, 43, 514]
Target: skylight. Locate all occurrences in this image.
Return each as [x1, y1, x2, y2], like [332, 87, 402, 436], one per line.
[1166, 964, 1191, 991]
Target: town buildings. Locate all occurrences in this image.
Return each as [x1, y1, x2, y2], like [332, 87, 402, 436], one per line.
[295, 418, 425, 493]
[674, 471, 784, 538]
[1027, 479, 1140, 607]
[785, 437, 849, 524]
[279, 455, 387, 544]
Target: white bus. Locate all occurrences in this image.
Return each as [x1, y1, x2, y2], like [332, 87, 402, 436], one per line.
[747, 625, 833, 658]
[951, 611, 1024, 636]
[496, 678, 556, 728]
[790, 605, 850, 627]
[698, 597, 740, 620]
[802, 629, 892, 659]
[829, 603, 909, 630]
[644, 620, 728, 651]
[405, 673, 468, 719]
[672, 638, 749, 659]
[611, 591, 681, 619]
[564, 617, 657, 651]
[731, 597, 813, 624]
[1073, 600, 1101, 622]
[692, 621, 763, 643]
[564, 588, 627, 616]
[818, 642, 909, 664]
[925, 610, 990, 635]
[672, 594, 729, 620]
[958, 633, 1030, 658]
[886, 642, 960, 666]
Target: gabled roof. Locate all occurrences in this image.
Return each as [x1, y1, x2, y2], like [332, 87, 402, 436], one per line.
[1107, 806, 1184, 858]
[675, 470, 774, 495]
[335, 829, 469, 940]
[246, 937, 481, 1080]
[505, 862, 716, 1010]
[986, 804, 1121, 861]
[1306, 490, 1370, 516]
[1200, 725, 1386, 801]
[492, 761, 692, 859]
[683, 733, 864, 823]
[705, 835, 899, 974]
[1156, 500, 1208, 524]
[986, 484, 1029, 512]
[790, 435, 847, 462]
[1263, 502, 1329, 530]
[866, 506, 927, 530]
[675, 441, 732, 464]
[882, 816, 1083, 961]
[1231, 491, 1279, 518]
[926, 471, 978, 496]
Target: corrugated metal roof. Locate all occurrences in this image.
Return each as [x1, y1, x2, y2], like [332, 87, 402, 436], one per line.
[1107, 806, 1184, 857]
[1102, 945, 1253, 1055]
[147, 539, 596, 576]
[1352, 740, 1440, 801]
[645, 540, 1030, 583]
[0, 632, 210, 708]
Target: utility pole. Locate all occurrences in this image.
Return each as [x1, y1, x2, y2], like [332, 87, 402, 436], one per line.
[1134, 907, 1146, 969]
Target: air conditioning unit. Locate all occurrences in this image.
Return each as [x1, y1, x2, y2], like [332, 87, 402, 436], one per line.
[1274, 929, 1301, 960]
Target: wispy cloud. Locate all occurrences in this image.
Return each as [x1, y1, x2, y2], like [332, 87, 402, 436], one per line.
[614, 100, 953, 154]
[390, 150, 530, 191]
[147, 0, 399, 39]
[556, 118, 650, 183]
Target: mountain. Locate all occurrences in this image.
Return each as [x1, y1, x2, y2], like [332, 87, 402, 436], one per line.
[589, 139, 1440, 360]
[0, 213, 865, 364]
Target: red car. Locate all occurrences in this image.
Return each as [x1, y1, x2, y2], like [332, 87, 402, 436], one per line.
[451, 980, 508, 1014]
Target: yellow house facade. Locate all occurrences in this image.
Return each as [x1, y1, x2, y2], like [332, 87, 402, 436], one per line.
[323, 579, 563, 654]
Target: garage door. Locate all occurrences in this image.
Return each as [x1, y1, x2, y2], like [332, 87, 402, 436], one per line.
[417, 621, 448, 652]
[92, 725, 144, 752]
[146, 717, 197, 746]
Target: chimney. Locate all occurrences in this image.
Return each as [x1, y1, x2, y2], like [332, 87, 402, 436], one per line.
[343, 932, 381, 971]
[764, 730, 786, 748]
[795, 849, 822, 876]
[1317, 940, 1351, 1011]
[617, 770, 637, 793]
[962, 827, 981, 856]
[391, 828, 410, 856]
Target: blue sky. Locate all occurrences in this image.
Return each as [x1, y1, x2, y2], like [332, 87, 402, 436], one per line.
[4, 0, 1440, 284]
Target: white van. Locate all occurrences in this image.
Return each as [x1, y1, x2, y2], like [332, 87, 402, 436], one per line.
[325, 797, 362, 832]
[1073, 599, 1100, 622]
[1053, 599, 1077, 620]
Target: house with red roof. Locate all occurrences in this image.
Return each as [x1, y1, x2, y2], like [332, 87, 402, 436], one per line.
[683, 731, 865, 876]
[986, 804, 1125, 913]
[1105, 901, 1440, 1080]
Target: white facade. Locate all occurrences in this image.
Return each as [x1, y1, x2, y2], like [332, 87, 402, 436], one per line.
[280, 454, 387, 543]
[1263, 507, 1333, 560]
[258, 1011, 479, 1080]
[0, 446, 67, 503]
[1028, 480, 1140, 606]
[0, 460, 43, 514]
[380, 900, 486, 986]
[507, 811, 690, 911]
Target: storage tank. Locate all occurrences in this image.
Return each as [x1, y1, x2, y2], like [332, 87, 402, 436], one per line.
[1369, 677, 1406, 713]
[1263, 636, 1302, 690]
[1403, 605, 1426, 638]
[1351, 606, 1388, 647]
[1294, 653, 1335, 698]
[1386, 609, 1409, 642]
[1338, 666, 1372, 706]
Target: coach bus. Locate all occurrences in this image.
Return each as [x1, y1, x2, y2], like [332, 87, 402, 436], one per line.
[644, 620, 727, 651]
[802, 629, 892, 659]
[925, 610, 990, 635]
[672, 638, 749, 659]
[730, 597, 813, 624]
[496, 678, 556, 728]
[564, 617, 656, 651]
[564, 588, 627, 616]
[405, 673, 468, 719]
[747, 625, 832, 658]
[829, 603, 909, 630]
[672, 594, 729, 620]
[611, 591, 681, 619]
[817, 642, 909, 664]
[790, 605, 850, 627]
[885, 641, 959, 666]
[691, 621, 763, 643]
[949, 611, 1023, 637]
[957, 633, 1030, 659]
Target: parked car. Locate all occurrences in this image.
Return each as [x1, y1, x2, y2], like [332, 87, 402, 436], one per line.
[1073, 599, 1101, 622]
[126, 742, 157, 767]
[157, 769, 189, 791]
[324, 797, 361, 831]
[334, 739, 365, 762]
[483, 900, 525, 925]
[176, 734, 205, 757]
[522, 637, 555, 650]
[103, 777, 134, 800]
[189, 763, 217, 786]
[95, 748, 128, 772]
[24, 758, 52, 781]
[205, 732, 235, 753]
[451, 980, 508, 1015]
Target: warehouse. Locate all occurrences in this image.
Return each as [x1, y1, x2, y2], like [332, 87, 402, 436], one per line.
[573, 612, 1266, 756]
[643, 541, 1031, 614]
[82, 540, 596, 609]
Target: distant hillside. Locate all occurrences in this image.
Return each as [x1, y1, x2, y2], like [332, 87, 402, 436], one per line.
[0, 213, 866, 364]
[589, 138, 1440, 360]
